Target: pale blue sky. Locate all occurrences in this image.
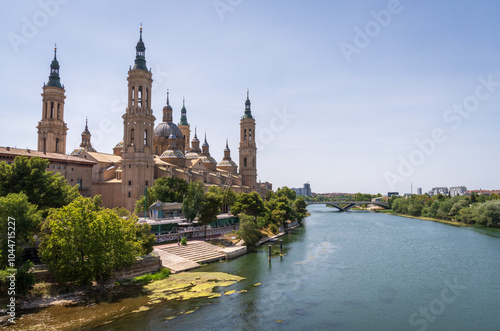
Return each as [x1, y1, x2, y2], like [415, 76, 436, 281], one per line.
[1, 0, 499, 194]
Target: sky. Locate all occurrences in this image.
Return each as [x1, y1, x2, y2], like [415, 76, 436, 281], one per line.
[1, 0, 500, 195]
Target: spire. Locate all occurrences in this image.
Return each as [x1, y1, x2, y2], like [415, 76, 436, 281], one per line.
[202, 132, 209, 147]
[47, 44, 62, 88]
[243, 89, 253, 119]
[179, 97, 189, 126]
[225, 139, 230, 151]
[133, 25, 147, 71]
[82, 117, 90, 135]
[163, 90, 173, 122]
[192, 127, 199, 142]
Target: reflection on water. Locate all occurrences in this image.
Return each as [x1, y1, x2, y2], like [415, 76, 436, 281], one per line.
[12, 206, 500, 330]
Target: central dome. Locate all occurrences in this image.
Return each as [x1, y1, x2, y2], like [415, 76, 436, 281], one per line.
[154, 122, 183, 139]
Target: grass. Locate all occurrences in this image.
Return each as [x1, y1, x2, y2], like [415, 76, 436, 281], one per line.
[133, 268, 171, 284]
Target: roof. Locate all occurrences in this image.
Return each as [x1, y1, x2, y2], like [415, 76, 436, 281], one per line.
[85, 151, 122, 164]
[0, 147, 96, 165]
[149, 201, 183, 211]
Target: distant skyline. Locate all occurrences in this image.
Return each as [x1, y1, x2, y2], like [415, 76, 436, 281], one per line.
[1, 1, 500, 194]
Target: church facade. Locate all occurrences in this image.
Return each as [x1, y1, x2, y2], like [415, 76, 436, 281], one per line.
[23, 28, 271, 211]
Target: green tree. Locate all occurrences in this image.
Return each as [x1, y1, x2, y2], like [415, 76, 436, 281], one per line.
[39, 196, 139, 285]
[134, 221, 156, 256]
[294, 197, 308, 221]
[135, 177, 189, 213]
[198, 191, 222, 237]
[208, 186, 236, 213]
[0, 156, 79, 213]
[275, 186, 296, 201]
[182, 181, 205, 222]
[231, 192, 266, 221]
[237, 213, 262, 248]
[0, 193, 42, 268]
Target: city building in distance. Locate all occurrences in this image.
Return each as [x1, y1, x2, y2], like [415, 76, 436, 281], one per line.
[291, 183, 312, 196]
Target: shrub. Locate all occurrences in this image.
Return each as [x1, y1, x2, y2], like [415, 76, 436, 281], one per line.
[180, 237, 188, 245]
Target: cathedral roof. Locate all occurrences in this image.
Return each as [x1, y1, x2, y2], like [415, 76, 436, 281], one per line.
[47, 46, 62, 88]
[71, 147, 96, 156]
[218, 159, 237, 167]
[160, 149, 186, 159]
[154, 121, 183, 139]
[200, 155, 217, 164]
[185, 151, 200, 159]
[114, 141, 124, 149]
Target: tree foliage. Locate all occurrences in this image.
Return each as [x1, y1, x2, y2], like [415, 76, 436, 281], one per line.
[0, 193, 42, 268]
[198, 191, 222, 237]
[208, 186, 236, 213]
[135, 177, 189, 213]
[231, 192, 266, 220]
[237, 213, 262, 247]
[39, 196, 140, 285]
[182, 181, 205, 222]
[0, 156, 79, 213]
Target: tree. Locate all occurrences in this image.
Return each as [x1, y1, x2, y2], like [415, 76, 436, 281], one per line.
[0, 156, 79, 213]
[134, 221, 156, 256]
[237, 213, 262, 248]
[39, 196, 140, 285]
[294, 197, 308, 221]
[208, 186, 236, 213]
[275, 186, 296, 201]
[0, 193, 42, 268]
[135, 177, 189, 213]
[182, 181, 205, 222]
[198, 191, 222, 237]
[231, 192, 266, 221]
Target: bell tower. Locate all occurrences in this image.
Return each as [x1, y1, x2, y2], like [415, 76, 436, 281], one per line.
[239, 90, 257, 191]
[37, 45, 68, 154]
[121, 27, 156, 211]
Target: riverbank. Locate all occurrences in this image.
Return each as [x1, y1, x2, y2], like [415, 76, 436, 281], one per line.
[375, 209, 470, 227]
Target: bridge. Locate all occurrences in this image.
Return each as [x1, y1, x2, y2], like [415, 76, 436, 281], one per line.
[306, 201, 389, 212]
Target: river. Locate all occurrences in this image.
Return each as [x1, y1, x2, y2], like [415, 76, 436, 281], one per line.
[17, 205, 500, 330]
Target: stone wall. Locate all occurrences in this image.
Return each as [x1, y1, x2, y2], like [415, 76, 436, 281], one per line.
[112, 255, 161, 280]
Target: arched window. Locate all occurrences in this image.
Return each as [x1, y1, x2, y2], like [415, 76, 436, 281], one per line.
[45, 102, 48, 119]
[249, 129, 252, 141]
[244, 157, 247, 167]
[43, 138, 47, 152]
[131, 86, 135, 106]
[145, 88, 149, 108]
[131, 129, 135, 144]
[50, 102, 54, 119]
[138, 86, 143, 107]
[144, 130, 148, 146]
[244, 129, 247, 141]
[55, 138, 59, 153]
[57, 103, 60, 119]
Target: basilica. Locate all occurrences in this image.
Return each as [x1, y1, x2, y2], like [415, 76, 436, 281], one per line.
[0, 28, 271, 211]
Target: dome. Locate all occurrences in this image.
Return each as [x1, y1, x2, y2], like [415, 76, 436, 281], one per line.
[200, 155, 217, 164]
[185, 152, 200, 159]
[154, 122, 183, 139]
[71, 146, 96, 156]
[218, 160, 237, 167]
[114, 141, 124, 148]
[160, 150, 186, 159]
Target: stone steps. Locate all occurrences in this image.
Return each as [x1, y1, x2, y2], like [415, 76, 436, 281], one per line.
[160, 242, 226, 264]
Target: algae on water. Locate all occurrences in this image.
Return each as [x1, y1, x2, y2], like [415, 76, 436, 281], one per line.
[144, 272, 245, 304]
